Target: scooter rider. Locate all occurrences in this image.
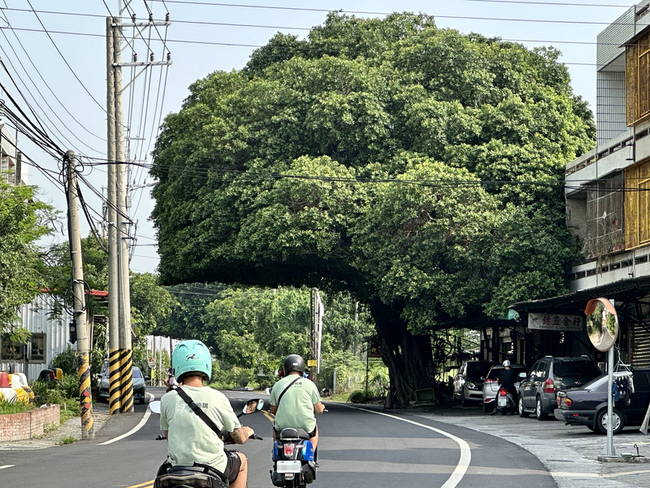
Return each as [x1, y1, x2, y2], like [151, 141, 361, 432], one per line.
[270, 354, 325, 449]
[159, 340, 255, 488]
[491, 360, 518, 414]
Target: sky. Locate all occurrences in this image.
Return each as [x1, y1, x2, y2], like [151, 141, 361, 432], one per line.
[0, 0, 635, 274]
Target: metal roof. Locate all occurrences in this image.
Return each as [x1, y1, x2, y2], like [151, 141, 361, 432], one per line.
[509, 275, 650, 315]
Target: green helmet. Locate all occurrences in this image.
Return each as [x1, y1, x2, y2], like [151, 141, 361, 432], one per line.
[172, 340, 212, 382]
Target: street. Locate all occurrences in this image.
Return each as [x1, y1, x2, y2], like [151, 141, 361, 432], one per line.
[3, 388, 650, 488]
[0, 387, 556, 488]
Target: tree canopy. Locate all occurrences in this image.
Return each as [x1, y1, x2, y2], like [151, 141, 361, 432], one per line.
[0, 180, 53, 335]
[150, 12, 595, 405]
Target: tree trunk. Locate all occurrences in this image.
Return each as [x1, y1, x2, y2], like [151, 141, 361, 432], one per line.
[371, 301, 434, 408]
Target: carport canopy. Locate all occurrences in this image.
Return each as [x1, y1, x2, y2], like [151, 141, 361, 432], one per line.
[509, 275, 650, 316]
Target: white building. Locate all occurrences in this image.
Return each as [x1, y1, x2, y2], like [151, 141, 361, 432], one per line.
[0, 121, 27, 186]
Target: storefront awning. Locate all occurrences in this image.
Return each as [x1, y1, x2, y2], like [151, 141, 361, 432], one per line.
[509, 275, 650, 316]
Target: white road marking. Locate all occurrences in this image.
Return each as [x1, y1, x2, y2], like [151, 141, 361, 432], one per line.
[348, 407, 471, 488]
[97, 408, 152, 446]
[0, 465, 15, 470]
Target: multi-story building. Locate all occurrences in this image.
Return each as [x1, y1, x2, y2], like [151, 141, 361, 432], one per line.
[0, 121, 26, 185]
[511, 2, 650, 368]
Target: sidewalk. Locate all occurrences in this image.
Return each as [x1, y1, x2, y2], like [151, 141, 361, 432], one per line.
[0, 410, 111, 451]
[410, 403, 650, 488]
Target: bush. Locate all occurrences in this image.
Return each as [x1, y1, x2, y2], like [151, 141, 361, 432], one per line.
[51, 347, 77, 375]
[347, 390, 366, 403]
[0, 400, 33, 414]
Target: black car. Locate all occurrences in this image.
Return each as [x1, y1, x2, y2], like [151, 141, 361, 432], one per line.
[518, 356, 601, 420]
[555, 369, 650, 434]
[453, 360, 494, 406]
[97, 362, 149, 404]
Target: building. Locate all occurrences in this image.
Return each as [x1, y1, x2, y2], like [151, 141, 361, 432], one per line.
[0, 121, 27, 186]
[511, 1, 650, 368]
[0, 291, 107, 381]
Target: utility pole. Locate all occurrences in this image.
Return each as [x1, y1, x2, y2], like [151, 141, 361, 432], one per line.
[106, 16, 121, 415]
[113, 15, 134, 414]
[106, 5, 171, 412]
[65, 151, 94, 439]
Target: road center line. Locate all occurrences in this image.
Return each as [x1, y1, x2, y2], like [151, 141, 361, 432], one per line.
[0, 465, 15, 470]
[347, 406, 471, 488]
[98, 408, 152, 446]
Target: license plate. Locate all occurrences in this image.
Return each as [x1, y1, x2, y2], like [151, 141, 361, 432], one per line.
[277, 461, 302, 474]
[498, 396, 508, 407]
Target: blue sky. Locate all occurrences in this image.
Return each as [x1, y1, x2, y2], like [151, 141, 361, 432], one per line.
[1, 0, 633, 274]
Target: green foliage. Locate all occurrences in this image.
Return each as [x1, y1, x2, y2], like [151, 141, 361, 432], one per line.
[59, 436, 76, 445]
[347, 390, 366, 403]
[150, 12, 595, 403]
[0, 400, 33, 414]
[130, 273, 174, 337]
[51, 347, 77, 375]
[0, 180, 54, 331]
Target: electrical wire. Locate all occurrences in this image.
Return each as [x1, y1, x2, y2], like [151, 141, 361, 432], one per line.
[0, 5, 106, 144]
[25, 0, 107, 116]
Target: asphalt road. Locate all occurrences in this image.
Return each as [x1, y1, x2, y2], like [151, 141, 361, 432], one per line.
[0, 388, 555, 488]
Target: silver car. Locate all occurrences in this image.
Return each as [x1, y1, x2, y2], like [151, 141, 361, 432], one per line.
[453, 360, 494, 406]
[481, 364, 527, 413]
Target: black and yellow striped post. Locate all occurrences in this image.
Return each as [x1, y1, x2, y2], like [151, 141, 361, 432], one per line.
[108, 348, 122, 415]
[120, 348, 134, 413]
[78, 351, 94, 438]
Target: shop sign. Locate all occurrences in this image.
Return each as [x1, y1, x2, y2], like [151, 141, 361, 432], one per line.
[528, 313, 583, 331]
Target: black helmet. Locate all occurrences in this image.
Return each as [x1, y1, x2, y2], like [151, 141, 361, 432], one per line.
[283, 354, 306, 375]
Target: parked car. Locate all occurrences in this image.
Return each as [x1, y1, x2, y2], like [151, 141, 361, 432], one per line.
[518, 356, 601, 420]
[453, 360, 494, 406]
[97, 362, 148, 404]
[481, 364, 528, 413]
[555, 369, 650, 434]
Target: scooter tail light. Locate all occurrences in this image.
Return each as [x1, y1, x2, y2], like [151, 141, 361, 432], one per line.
[283, 443, 296, 457]
[544, 378, 555, 393]
[499, 389, 507, 396]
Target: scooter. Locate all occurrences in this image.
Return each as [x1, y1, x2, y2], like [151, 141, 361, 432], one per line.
[496, 387, 516, 415]
[150, 398, 264, 488]
[270, 427, 317, 488]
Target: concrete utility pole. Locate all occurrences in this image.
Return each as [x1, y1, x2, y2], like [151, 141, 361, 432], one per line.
[106, 16, 121, 416]
[65, 151, 94, 439]
[113, 15, 135, 414]
[106, 5, 171, 412]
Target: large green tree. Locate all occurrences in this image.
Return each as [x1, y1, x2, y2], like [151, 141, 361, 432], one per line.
[0, 180, 53, 335]
[151, 13, 594, 406]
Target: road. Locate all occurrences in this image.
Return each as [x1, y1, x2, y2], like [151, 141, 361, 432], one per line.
[0, 388, 555, 488]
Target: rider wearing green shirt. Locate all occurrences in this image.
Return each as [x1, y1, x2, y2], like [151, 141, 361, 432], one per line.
[269, 354, 325, 448]
[159, 340, 254, 488]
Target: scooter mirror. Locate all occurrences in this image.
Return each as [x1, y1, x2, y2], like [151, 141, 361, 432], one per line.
[150, 400, 162, 414]
[241, 399, 264, 415]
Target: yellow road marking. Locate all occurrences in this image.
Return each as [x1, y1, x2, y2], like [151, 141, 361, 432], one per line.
[263, 410, 275, 422]
[126, 481, 153, 488]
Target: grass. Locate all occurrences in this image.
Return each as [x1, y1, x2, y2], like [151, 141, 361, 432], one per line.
[0, 400, 33, 415]
[59, 436, 76, 445]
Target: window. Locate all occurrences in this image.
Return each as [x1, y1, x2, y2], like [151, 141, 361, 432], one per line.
[626, 29, 650, 126]
[0, 333, 46, 363]
[29, 334, 46, 363]
[584, 173, 625, 258]
[0, 335, 25, 361]
[625, 160, 650, 249]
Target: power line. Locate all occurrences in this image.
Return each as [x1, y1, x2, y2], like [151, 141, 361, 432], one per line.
[24, 1, 107, 117]
[0, 6, 107, 144]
